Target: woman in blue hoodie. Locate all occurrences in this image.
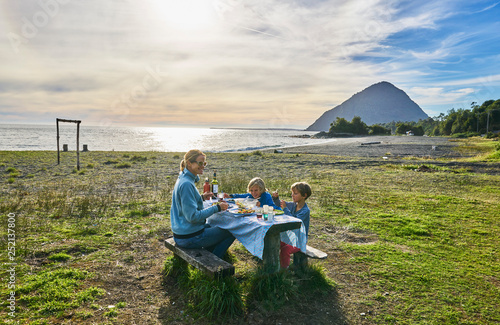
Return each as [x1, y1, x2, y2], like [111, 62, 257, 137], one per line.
[170, 149, 235, 258]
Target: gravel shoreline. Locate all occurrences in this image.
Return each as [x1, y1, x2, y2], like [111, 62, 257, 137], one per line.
[270, 135, 462, 158]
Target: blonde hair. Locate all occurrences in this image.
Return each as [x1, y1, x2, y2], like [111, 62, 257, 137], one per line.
[180, 149, 205, 171]
[247, 177, 266, 193]
[291, 182, 312, 200]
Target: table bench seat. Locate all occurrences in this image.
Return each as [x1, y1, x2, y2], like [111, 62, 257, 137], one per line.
[164, 237, 235, 278]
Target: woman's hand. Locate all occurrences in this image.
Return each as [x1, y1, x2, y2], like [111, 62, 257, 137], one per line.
[223, 193, 230, 198]
[280, 200, 286, 209]
[203, 192, 213, 200]
[218, 202, 229, 211]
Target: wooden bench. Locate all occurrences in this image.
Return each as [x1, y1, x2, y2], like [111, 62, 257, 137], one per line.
[164, 237, 235, 278]
[293, 245, 328, 268]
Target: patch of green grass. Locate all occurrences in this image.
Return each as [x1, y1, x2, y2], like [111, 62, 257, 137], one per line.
[48, 252, 72, 262]
[116, 162, 132, 168]
[5, 166, 17, 173]
[484, 149, 500, 161]
[187, 271, 244, 319]
[104, 159, 119, 165]
[163, 256, 244, 319]
[75, 310, 94, 319]
[246, 269, 299, 310]
[130, 155, 148, 162]
[4, 268, 105, 322]
[163, 255, 336, 320]
[116, 301, 127, 308]
[394, 163, 470, 173]
[252, 150, 263, 156]
[104, 307, 118, 318]
[127, 207, 152, 217]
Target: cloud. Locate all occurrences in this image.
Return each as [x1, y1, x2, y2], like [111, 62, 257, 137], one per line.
[470, 1, 500, 14]
[410, 86, 475, 104]
[1, 0, 499, 127]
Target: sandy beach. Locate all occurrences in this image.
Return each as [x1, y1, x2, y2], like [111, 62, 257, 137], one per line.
[272, 135, 461, 158]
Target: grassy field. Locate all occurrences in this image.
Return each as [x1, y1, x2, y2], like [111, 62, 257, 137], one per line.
[1, 137, 499, 324]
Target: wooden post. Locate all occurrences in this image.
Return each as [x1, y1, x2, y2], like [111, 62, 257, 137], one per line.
[76, 121, 80, 170]
[56, 119, 60, 164]
[262, 232, 281, 273]
[261, 221, 302, 273]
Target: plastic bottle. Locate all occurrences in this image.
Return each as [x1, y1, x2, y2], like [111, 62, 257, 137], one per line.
[203, 178, 210, 193]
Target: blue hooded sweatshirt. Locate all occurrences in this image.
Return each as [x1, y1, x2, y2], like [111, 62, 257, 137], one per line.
[170, 169, 219, 236]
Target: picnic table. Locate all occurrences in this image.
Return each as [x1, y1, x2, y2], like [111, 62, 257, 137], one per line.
[165, 200, 326, 277]
[206, 200, 307, 273]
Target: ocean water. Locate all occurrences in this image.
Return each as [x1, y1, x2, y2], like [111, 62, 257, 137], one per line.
[0, 124, 334, 152]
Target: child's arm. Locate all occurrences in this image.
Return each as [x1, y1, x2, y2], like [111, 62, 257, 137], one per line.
[281, 201, 291, 215]
[282, 201, 294, 215]
[272, 191, 280, 207]
[260, 192, 281, 210]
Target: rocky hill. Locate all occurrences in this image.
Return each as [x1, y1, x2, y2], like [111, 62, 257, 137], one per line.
[306, 81, 428, 131]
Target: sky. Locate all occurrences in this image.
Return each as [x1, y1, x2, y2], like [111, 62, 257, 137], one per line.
[1, 0, 500, 129]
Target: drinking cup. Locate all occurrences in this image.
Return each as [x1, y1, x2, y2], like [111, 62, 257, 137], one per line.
[268, 207, 274, 222]
[263, 205, 269, 220]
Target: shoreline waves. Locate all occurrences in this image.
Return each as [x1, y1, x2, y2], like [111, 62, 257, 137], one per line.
[0, 124, 330, 152]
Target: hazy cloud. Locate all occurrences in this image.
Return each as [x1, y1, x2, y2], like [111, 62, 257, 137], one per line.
[1, 0, 499, 127]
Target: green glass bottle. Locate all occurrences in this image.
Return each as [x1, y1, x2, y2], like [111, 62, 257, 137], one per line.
[211, 170, 218, 198]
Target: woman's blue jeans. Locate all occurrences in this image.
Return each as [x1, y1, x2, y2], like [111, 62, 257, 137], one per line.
[174, 224, 235, 258]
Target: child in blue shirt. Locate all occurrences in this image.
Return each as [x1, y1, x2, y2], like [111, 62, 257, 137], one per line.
[274, 182, 312, 269]
[225, 177, 281, 210]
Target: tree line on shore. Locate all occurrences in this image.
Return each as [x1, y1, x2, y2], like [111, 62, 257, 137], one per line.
[320, 99, 500, 137]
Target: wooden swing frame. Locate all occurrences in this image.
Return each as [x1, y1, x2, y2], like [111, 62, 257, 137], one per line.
[56, 118, 81, 170]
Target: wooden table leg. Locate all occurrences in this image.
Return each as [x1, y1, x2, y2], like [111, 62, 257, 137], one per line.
[262, 231, 280, 273]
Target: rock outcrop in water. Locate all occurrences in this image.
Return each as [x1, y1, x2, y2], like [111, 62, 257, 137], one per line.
[306, 81, 428, 131]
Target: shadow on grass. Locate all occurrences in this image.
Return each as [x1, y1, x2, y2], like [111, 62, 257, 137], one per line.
[160, 256, 347, 324]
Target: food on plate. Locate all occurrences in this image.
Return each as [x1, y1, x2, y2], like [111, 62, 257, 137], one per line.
[231, 208, 255, 214]
[238, 208, 255, 214]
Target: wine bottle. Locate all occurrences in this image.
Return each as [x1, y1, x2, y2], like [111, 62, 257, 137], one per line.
[211, 171, 218, 198]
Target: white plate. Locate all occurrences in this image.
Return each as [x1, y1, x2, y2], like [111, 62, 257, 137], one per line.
[228, 208, 255, 217]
